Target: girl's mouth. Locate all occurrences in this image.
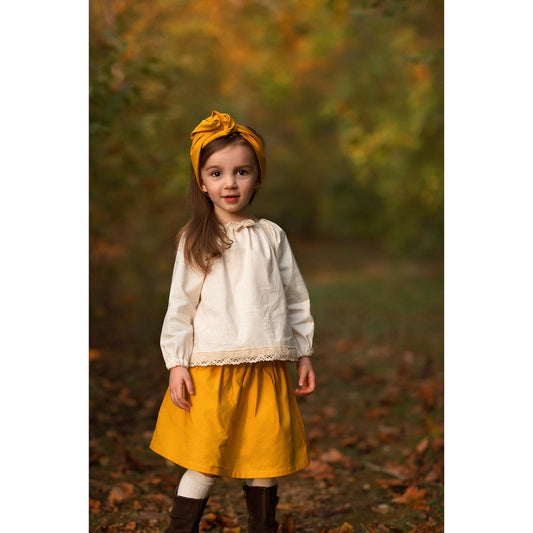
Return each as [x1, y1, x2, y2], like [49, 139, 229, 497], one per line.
[223, 195, 240, 203]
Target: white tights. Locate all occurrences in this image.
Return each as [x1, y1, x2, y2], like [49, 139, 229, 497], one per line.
[243, 477, 278, 487]
[176, 470, 215, 499]
[177, 469, 277, 499]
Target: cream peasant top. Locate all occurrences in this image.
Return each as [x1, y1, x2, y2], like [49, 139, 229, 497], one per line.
[160, 218, 314, 369]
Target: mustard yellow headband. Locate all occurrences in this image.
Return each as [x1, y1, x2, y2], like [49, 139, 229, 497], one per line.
[190, 110, 266, 189]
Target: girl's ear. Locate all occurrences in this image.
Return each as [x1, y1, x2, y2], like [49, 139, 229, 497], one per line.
[200, 182, 208, 193]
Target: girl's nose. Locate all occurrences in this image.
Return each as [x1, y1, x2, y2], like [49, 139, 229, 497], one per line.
[223, 174, 237, 187]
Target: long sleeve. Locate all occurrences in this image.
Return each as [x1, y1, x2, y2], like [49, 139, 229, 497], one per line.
[275, 228, 314, 358]
[160, 240, 205, 369]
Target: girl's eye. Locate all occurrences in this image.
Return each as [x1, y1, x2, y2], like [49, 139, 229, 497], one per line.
[211, 171, 221, 177]
[236, 169, 248, 176]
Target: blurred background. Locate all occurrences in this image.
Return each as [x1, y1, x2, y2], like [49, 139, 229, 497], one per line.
[90, 1, 444, 529]
[89, 0, 443, 354]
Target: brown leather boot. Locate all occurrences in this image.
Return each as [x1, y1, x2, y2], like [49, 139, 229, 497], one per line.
[165, 495, 209, 533]
[243, 485, 279, 533]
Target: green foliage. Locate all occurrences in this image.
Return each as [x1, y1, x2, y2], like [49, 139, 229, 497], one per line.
[90, 0, 443, 348]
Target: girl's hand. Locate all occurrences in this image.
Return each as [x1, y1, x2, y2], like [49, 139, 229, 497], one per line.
[169, 366, 195, 411]
[295, 356, 316, 396]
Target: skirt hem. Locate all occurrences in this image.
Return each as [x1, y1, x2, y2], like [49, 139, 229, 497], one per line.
[149, 442, 309, 479]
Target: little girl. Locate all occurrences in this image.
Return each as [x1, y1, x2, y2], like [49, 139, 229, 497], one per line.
[150, 110, 316, 533]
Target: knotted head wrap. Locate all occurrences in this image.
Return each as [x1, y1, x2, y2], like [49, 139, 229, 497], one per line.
[190, 110, 266, 189]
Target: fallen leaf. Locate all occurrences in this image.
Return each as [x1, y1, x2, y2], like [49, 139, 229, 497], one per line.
[334, 503, 352, 513]
[277, 502, 296, 511]
[108, 482, 135, 505]
[89, 497, 101, 514]
[375, 478, 408, 489]
[365, 460, 413, 480]
[424, 459, 444, 483]
[336, 522, 354, 533]
[218, 514, 237, 527]
[303, 459, 336, 480]
[280, 513, 296, 533]
[392, 485, 428, 510]
[408, 518, 441, 533]
[385, 460, 416, 478]
[319, 448, 346, 464]
[341, 435, 359, 447]
[416, 436, 430, 454]
[371, 503, 391, 515]
[370, 524, 390, 533]
[417, 378, 440, 410]
[377, 425, 401, 443]
[95, 521, 137, 533]
[145, 493, 172, 509]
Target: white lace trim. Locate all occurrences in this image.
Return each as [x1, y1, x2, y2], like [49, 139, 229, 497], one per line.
[188, 346, 312, 367]
[189, 353, 300, 367]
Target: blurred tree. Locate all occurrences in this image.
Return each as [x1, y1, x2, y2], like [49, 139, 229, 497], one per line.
[90, 0, 443, 349]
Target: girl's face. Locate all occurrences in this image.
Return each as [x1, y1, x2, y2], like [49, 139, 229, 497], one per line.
[200, 143, 260, 224]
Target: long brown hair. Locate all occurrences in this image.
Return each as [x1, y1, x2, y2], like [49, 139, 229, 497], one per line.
[177, 131, 263, 274]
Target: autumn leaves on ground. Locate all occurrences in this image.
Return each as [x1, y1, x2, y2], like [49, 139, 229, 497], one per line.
[89, 242, 443, 533]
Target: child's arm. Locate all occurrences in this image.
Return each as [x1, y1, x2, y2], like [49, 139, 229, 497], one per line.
[169, 365, 195, 411]
[271, 226, 314, 358]
[271, 225, 315, 391]
[295, 356, 316, 396]
[161, 238, 205, 370]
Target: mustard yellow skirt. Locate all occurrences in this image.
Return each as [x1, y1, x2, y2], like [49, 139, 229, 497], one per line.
[149, 361, 309, 478]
